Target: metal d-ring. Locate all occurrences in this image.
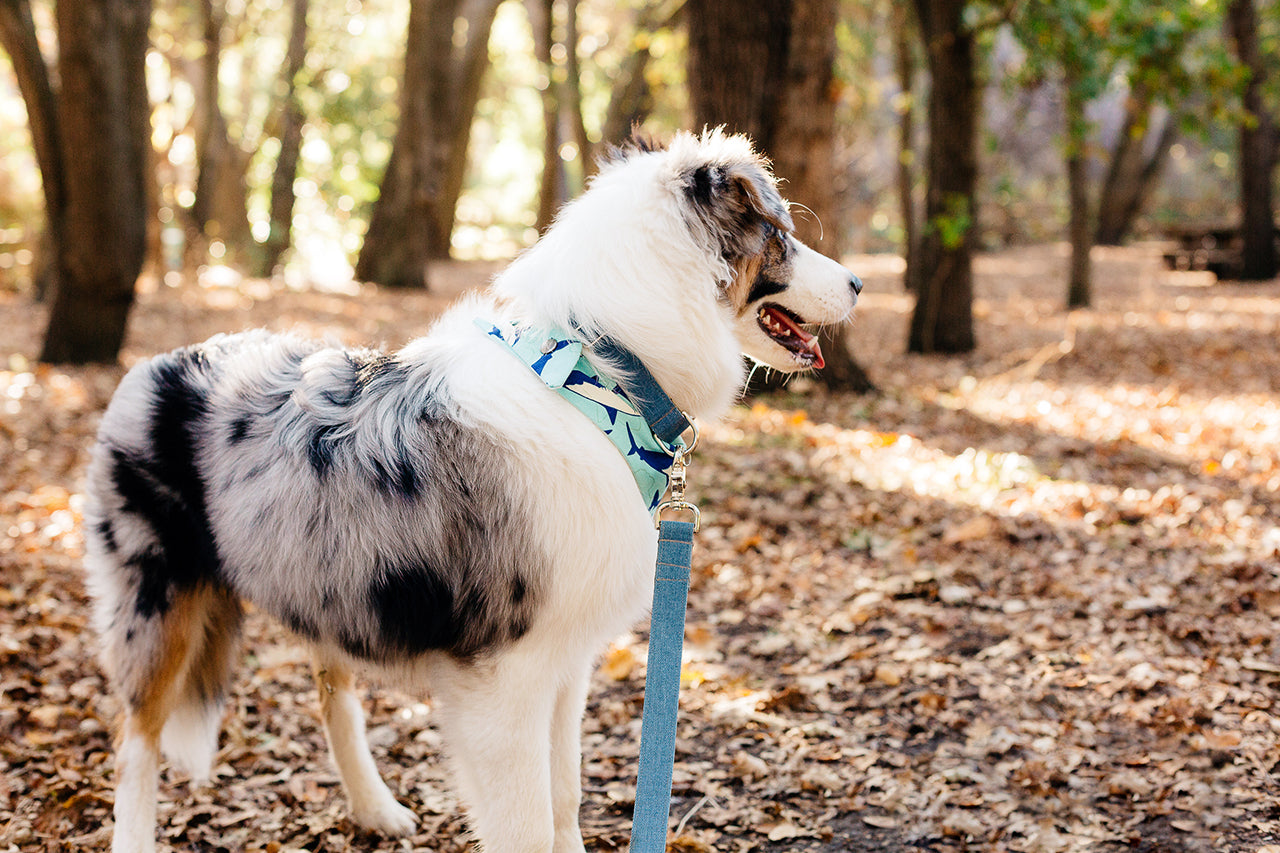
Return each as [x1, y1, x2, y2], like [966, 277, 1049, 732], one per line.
[654, 499, 701, 531]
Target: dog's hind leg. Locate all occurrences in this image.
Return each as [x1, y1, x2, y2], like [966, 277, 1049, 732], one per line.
[311, 653, 417, 836]
[158, 585, 242, 783]
[109, 588, 223, 853]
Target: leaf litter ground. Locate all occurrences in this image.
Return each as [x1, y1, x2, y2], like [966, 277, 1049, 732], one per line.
[1, 244, 1278, 852]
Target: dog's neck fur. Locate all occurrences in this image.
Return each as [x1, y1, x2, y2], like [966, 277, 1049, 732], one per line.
[493, 154, 746, 421]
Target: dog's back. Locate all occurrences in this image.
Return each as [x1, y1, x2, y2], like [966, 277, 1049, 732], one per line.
[83, 330, 544, 780]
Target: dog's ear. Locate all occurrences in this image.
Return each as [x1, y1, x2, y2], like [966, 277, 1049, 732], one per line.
[682, 161, 794, 258]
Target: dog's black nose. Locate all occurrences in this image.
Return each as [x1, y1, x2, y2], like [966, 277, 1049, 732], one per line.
[850, 274, 863, 296]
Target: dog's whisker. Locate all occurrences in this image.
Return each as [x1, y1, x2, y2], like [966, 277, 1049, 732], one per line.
[787, 202, 824, 241]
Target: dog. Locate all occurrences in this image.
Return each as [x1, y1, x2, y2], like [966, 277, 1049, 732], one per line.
[83, 129, 861, 853]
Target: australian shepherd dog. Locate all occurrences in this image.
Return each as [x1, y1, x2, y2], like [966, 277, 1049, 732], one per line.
[84, 129, 861, 852]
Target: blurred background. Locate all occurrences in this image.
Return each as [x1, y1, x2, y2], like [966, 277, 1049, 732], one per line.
[0, 0, 1276, 365]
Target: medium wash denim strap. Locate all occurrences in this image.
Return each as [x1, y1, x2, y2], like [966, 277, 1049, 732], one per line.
[629, 518, 695, 851]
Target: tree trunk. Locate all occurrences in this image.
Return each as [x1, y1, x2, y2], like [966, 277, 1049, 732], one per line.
[1227, 0, 1278, 281]
[41, 0, 152, 364]
[432, 0, 501, 257]
[909, 0, 977, 354]
[600, 2, 683, 145]
[563, 0, 593, 180]
[256, 0, 309, 277]
[686, 0, 790, 143]
[689, 0, 873, 392]
[893, 1, 920, 296]
[1094, 92, 1176, 246]
[357, 0, 498, 282]
[0, 0, 65, 298]
[191, 0, 251, 264]
[530, 0, 565, 232]
[1065, 78, 1092, 309]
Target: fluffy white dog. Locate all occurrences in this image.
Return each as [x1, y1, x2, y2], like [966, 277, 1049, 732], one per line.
[84, 129, 861, 853]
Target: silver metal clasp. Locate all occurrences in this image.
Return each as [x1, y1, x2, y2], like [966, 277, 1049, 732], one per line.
[655, 416, 700, 530]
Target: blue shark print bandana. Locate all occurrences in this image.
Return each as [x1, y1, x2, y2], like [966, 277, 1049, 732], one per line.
[479, 320, 681, 511]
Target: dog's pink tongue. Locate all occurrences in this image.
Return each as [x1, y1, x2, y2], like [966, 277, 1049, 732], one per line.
[768, 308, 824, 369]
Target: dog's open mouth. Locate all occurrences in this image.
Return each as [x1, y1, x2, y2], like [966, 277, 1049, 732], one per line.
[757, 304, 824, 369]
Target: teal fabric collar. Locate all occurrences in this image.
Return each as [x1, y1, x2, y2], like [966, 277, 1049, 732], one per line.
[479, 319, 683, 511]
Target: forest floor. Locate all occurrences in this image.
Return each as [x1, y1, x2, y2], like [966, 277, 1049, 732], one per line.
[2, 243, 1279, 852]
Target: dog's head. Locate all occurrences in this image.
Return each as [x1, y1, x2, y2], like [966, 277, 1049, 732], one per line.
[647, 129, 862, 372]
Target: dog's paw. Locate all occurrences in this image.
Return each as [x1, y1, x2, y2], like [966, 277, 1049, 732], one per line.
[352, 799, 418, 837]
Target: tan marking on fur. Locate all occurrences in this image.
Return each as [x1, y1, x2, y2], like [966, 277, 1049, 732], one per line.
[117, 585, 241, 744]
[119, 590, 206, 742]
[727, 253, 765, 314]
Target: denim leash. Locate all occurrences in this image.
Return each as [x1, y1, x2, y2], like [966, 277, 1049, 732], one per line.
[589, 335, 700, 851]
[629, 516, 695, 851]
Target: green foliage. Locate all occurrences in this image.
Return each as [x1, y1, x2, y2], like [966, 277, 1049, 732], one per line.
[928, 193, 974, 250]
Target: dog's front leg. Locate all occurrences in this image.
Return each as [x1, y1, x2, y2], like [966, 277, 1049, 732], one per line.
[311, 655, 417, 836]
[436, 653, 558, 853]
[550, 661, 591, 853]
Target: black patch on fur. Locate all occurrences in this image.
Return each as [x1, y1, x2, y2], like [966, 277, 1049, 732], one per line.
[229, 415, 252, 444]
[688, 165, 722, 206]
[511, 575, 528, 606]
[281, 606, 319, 640]
[307, 424, 340, 476]
[109, 347, 223, 618]
[601, 126, 666, 167]
[747, 277, 789, 305]
[96, 518, 118, 553]
[369, 451, 419, 499]
[368, 557, 462, 654]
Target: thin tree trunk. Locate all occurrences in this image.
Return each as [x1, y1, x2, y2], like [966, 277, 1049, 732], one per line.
[0, 0, 65, 298]
[431, 0, 501, 258]
[1227, 0, 1278, 280]
[562, 0, 593, 180]
[909, 0, 977, 354]
[530, 0, 564, 232]
[357, 0, 497, 280]
[1094, 92, 1176, 246]
[191, 0, 251, 262]
[601, 2, 683, 144]
[1065, 78, 1092, 309]
[893, 1, 920, 296]
[41, 0, 152, 364]
[257, 0, 309, 277]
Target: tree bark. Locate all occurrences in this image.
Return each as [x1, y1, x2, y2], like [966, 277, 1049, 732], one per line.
[1094, 91, 1176, 246]
[191, 0, 251, 263]
[893, 0, 920, 296]
[256, 0, 309, 277]
[357, 0, 499, 282]
[562, 0, 593, 179]
[909, 0, 977, 354]
[530, 0, 565, 233]
[688, 0, 873, 392]
[686, 0, 790, 143]
[1227, 0, 1278, 281]
[41, 0, 152, 364]
[0, 0, 65, 298]
[433, 0, 501, 257]
[1065, 78, 1092, 309]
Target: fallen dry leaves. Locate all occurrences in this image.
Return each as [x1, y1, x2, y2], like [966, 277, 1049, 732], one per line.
[1, 244, 1279, 852]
